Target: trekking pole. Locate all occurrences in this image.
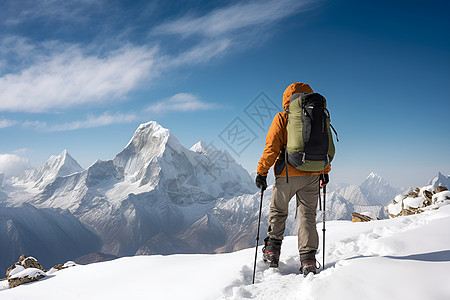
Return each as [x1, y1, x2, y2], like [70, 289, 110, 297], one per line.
[252, 187, 265, 284]
[322, 185, 326, 270]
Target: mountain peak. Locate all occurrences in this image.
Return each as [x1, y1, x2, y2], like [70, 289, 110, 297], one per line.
[366, 172, 380, 180]
[15, 150, 83, 189]
[122, 121, 173, 153]
[428, 172, 450, 188]
[190, 141, 209, 154]
[114, 121, 185, 179]
[47, 150, 82, 172]
[359, 172, 399, 206]
[136, 121, 169, 136]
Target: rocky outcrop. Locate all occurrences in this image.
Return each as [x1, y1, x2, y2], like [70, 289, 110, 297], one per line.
[351, 212, 373, 222]
[387, 186, 449, 218]
[435, 186, 448, 193]
[4, 255, 78, 289]
[6, 255, 45, 289]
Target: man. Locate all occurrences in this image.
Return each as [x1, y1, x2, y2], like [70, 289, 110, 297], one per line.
[255, 82, 331, 276]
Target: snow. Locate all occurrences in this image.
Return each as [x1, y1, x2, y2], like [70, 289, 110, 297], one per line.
[7, 265, 25, 277]
[387, 201, 402, 216]
[1, 202, 450, 299]
[434, 191, 450, 204]
[403, 196, 425, 208]
[9, 268, 45, 280]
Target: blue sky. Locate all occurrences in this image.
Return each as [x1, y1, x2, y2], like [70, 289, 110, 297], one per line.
[0, 0, 449, 188]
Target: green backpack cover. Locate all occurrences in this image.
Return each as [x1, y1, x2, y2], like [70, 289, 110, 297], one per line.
[286, 92, 337, 172]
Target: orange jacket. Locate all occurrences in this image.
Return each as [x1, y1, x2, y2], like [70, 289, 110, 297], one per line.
[257, 82, 331, 177]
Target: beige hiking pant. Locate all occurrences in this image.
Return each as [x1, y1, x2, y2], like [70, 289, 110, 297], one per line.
[267, 175, 320, 255]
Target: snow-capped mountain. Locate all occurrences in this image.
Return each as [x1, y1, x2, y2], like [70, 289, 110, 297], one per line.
[330, 172, 402, 219]
[2, 120, 445, 267]
[10, 121, 255, 257]
[0, 172, 7, 202]
[360, 172, 400, 206]
[14, 150, 83, 190]
[334, 173, 400, 207]
[428, 172, 450, 188]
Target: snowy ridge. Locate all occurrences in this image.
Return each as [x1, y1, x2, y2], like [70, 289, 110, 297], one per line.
[14, 150, 83, 190]
[427, 172, 450, 188]
[1, 198, 449, 299]
[330, 172, 402, 219]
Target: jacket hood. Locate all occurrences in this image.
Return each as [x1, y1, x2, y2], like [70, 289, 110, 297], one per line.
[282, 82, 314, 110]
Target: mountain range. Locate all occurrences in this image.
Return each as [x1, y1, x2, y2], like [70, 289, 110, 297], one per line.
[0, 121, 448, 272]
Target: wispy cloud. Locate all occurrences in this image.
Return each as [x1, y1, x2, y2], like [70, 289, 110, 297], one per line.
[0, 153, 30, 177]
[0, 0, 317, 116]
[0, 119, 17, 128]
[22, 112, 138, 132]
[169, 39, 232, 67]
[2, 0, 102, 26]
[0, 40, 158, 113]
[154, 0, 316, 69]
[153, 0, 314, 38]
[146, 93, 221, 113]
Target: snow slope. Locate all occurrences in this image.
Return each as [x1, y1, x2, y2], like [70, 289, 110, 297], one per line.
[2, 200, 449, 299]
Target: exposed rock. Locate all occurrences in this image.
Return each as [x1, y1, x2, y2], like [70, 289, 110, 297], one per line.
[20, 256, 43, 271]
[407, 191, 419, 198]
[400, 208, 422, 216]
[435, 186, 448, 194]
[6, 265, 15, 278]
[351, 212, 372, 222]
[414, 187, 420, 194]
[423, 190, 433, 206]
[51, 264, 65, 270]
[8, 268, 45, 288]
[5, 255, 46, 289]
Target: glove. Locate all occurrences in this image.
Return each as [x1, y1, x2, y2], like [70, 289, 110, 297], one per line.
[319, 173, 329, 187]
[255, 174, 267, 191]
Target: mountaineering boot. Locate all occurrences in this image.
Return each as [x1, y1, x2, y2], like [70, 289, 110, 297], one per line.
[300, 250, 318, 277]
[262, 237, 282, 267]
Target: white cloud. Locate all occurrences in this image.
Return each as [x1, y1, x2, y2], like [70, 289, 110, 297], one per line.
[0, 0, 318, 115]
[146, 93, 221, 113]
[153, 0, 314, 38]
[2, 0, 102, 26]
[22, 112, 138, 132]
[0, 42, 158, 113]
[0, 153, 30, 177]
[152, 0, 316, 71]
[169, 39, 232, 67]
[0, 119, 17, 128]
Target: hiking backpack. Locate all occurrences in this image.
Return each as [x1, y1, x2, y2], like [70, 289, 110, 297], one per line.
[286, 92, 337, 172]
